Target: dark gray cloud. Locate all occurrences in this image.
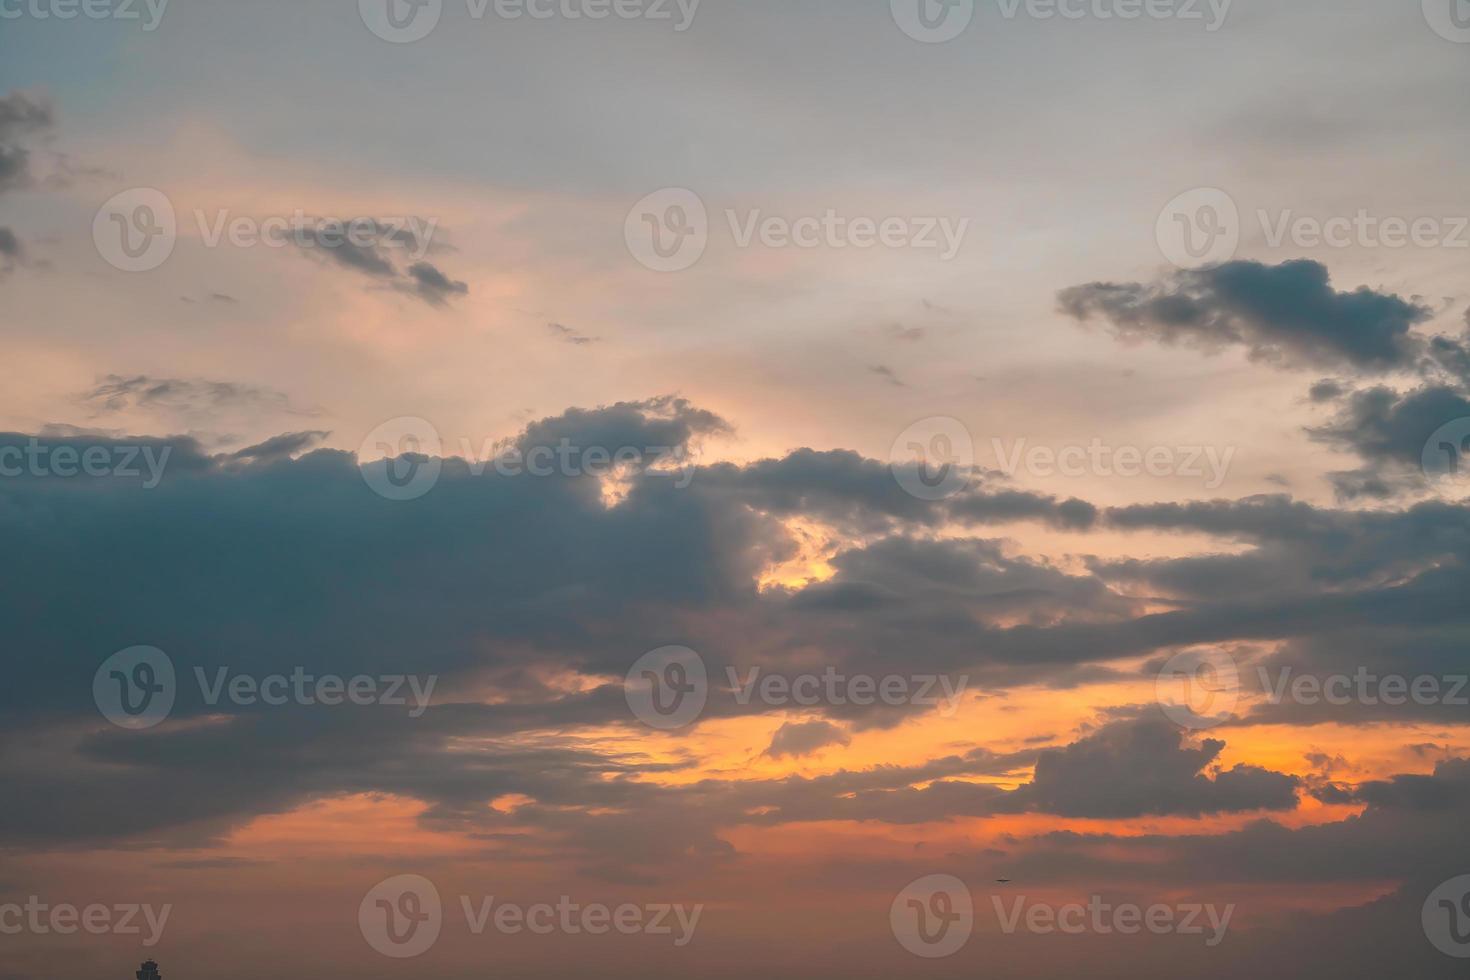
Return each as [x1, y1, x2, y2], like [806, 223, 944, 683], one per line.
[1308, 385, 1470, 499]
[0, 89, 53, 194]
[1059, 260, 1433, 374]
[1061, 259, 1470, 495]
[293, 221, 468, 306]
[1, 399, 1467, 879]
[229, 430, 330, 463]
[1002, 716, 1300, 818]
[407, 260, 469, 305]
[0, 225, 19, 277]
[0, 90, 55, 276]
[764, 719, 851, 758]
[547, 321, 598, 345]
[1309, 379, 1347, 402]
[81, 374, 309, 422]
[295, 225, 397, 278]
[869, 364, 905, 387]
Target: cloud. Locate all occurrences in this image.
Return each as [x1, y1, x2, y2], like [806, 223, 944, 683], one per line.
[547, 322, 598, 345]
[869, 365, 906, 387]
[292, 220, 468, 306]
[1059, 260, 1433, 374]
[229, 430, 330, 463]
[81, 374, 309, 422]
[0, 399, 1467, 867]
[0, 225, 19, 277]
[0, 89, 55, 276]
[765, 720, 851, 758]
[1060, 259, 1470, 494]
[1308, 379, 1347, 402]
[1308, 385, 1470, 499]
[406, 260, 469, 306]
[0, 89, 53, 194]
[1001, 716, 1300, 817]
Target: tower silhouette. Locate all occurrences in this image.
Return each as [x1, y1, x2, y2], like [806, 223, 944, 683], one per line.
[136, 962, 161, 980]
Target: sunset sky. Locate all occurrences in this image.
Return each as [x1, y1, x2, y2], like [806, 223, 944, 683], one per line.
[3, 1, 1470, 977]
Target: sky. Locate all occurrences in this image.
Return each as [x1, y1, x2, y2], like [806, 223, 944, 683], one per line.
[2, 0, 1470, 977]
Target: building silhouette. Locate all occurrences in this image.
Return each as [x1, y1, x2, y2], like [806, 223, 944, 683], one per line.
[136, 962, 161, 980]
